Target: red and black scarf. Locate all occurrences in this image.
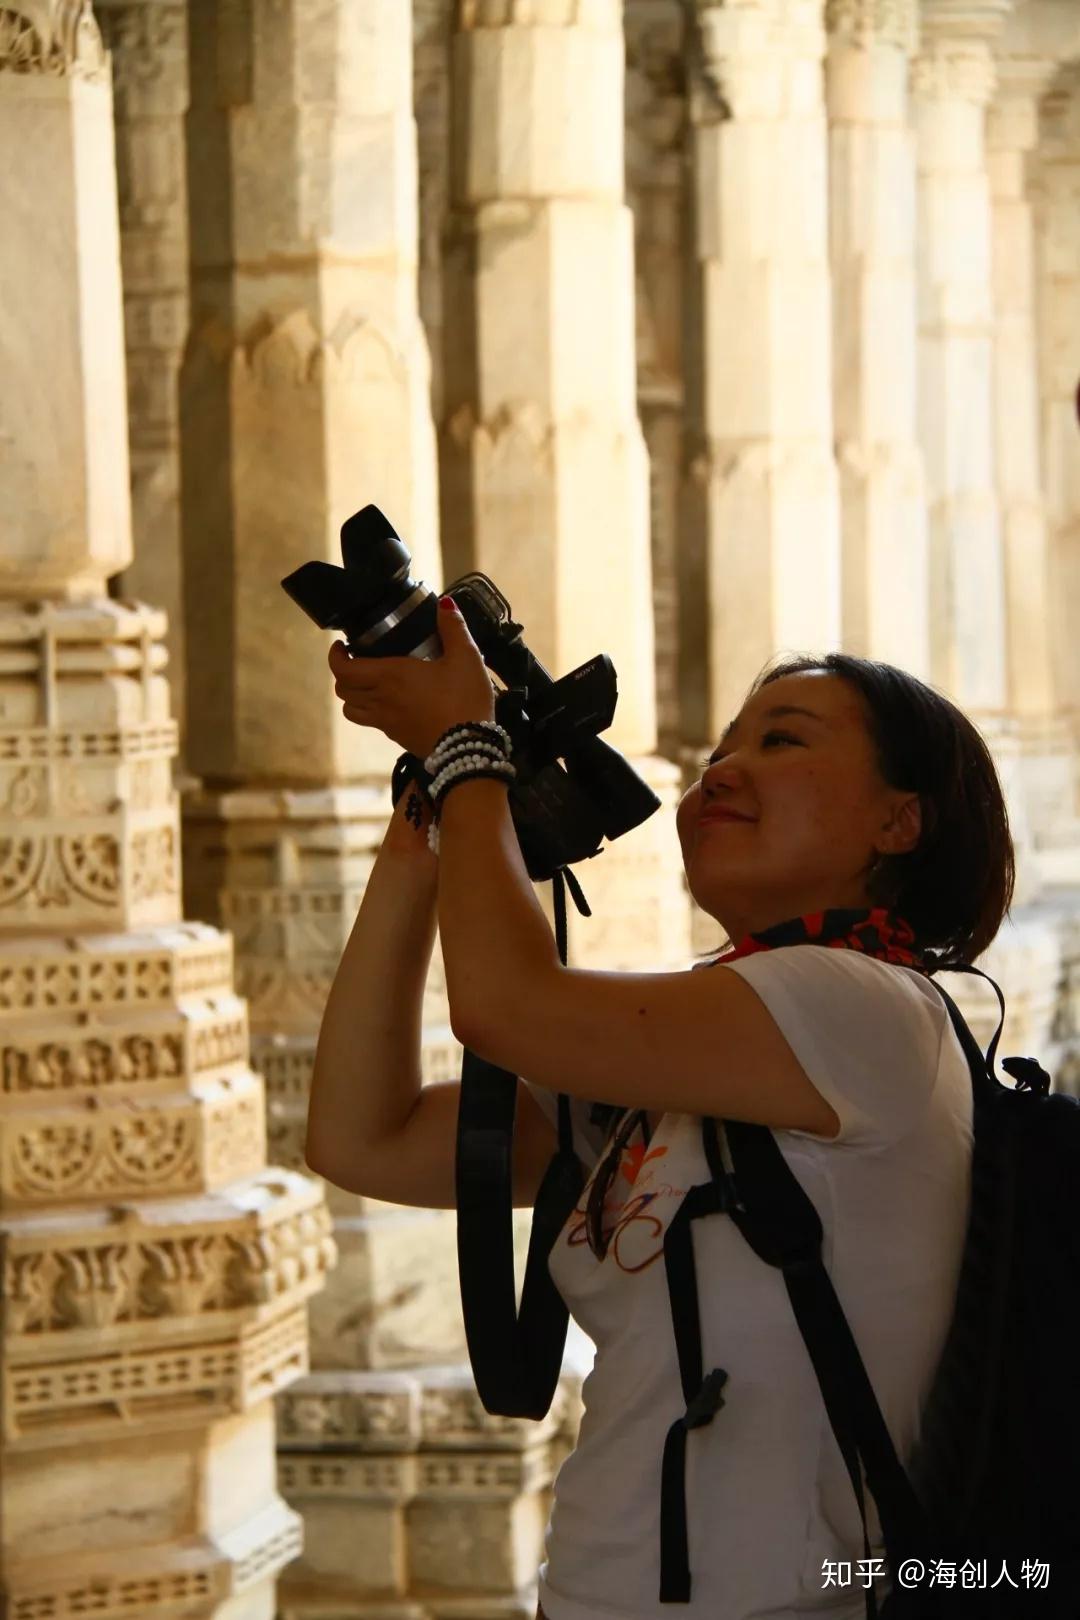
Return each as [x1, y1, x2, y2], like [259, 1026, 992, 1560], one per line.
[715, 905, 930, 976]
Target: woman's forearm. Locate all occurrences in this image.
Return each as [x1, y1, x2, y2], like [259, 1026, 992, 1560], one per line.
[436, 777, 563, 1039]
[305, 792, 439, 1178]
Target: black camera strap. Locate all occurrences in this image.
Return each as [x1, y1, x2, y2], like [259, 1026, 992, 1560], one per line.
[455, 863, 594, 1418]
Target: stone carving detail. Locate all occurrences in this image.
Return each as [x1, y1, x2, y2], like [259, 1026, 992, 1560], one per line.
[2, 768, 43, 819]
[238, 963, 336, 1026]
[7, 1567, 216, 1619]
[420, 1376, 575, 1446]
[694, 0, 827, 118]
[0, 932, 233, 1016]
[266, 1106, 307, 1171]
[0, 837, 44, 908]
[130, 825, 178, 903]
[0, 0, 106, 79]
[0, 829, 179, 920]
[59, 833, 121, 904]
[417, 1448, 553, 1495]
[10, 1112, 198, 1200]
[0, 826, 179, 915]
[4, 1192, 334, 1336]
[0, 723, 179, 767]
[279, 1453, 418, 1497]
[911, 44, 996, 104]
[3, 1020, 231, 1095]
[221, 884, 352, 959]
[7, 1308, 310, 1442]
[188, 308, 413, 393]
[93, 0, 185, 107]
[825, 0, 917, 53]
[4, 1080, 268, 1204]
[278, 1380, 418, 1448]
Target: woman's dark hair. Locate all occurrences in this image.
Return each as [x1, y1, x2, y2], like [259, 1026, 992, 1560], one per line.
[700, 652, 1015, 972]
[583, 653, 1015, 1259]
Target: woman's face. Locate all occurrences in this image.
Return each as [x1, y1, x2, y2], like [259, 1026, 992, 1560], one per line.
[675, 671, 921, 941]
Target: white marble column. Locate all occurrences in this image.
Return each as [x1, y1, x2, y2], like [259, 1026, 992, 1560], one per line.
[982, 50, 1080, 878]
[913, 0, 1011, 714]
[682, 0, 841, 746]
[1034, 70, 1080, 738]
[0, 7, 331, 1614]
[441, 0, 655, 757]
[181, 0, 440, 790]
[826, 0, 931, 676]
[440, 0, 690, 975]
[988, 56, 1057, 723]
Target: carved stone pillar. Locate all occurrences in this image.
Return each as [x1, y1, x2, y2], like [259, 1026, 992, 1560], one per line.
[414, 0, 454, 426]
[0, 7, 332, 1615]
[1034, 71, 1080, 751]
[681, 0, 842, 755]
[913, 0, 1011, 714]
[825, 0, 931, 676]
[626, 0, 689, 757]
[985, 52, 1080, 868]
[441, 0, 690, 972]
[95, 0, 192, 742]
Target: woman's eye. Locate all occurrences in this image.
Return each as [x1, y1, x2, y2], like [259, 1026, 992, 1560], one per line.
[699, 732, 799, 770]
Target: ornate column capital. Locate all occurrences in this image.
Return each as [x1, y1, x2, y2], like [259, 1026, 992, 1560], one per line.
[912, 4, 1012, 107]
[93, 0, 188, 119]
[0, 0, 106, 79]
[992, 51, 1057, 101]
[824, 0, 918, 57]
[693, 0, 825, 118]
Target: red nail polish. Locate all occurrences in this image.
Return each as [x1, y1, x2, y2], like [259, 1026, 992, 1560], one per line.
[439, 595, 457, 612]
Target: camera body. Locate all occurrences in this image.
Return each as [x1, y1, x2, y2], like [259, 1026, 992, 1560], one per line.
[281, 505, 660, 879]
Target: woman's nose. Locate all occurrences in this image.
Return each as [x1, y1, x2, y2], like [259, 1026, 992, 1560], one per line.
[701, 753, 747, 795]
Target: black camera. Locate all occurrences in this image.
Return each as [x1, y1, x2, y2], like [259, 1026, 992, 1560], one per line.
[281, 503, 661, 880]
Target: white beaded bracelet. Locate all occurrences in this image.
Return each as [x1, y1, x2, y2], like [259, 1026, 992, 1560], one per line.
[430, 753, 516, 802]
[427, 738, 507, 776]
[426, 759, 516, 855]
[424, 721, 512, 776]
[425, 748, 509, 786]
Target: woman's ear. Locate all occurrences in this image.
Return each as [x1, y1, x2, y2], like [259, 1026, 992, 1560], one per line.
[882, 793, 922, 856]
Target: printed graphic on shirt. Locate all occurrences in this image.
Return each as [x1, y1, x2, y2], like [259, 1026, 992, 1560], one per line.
[563, 1125, 689, 1274]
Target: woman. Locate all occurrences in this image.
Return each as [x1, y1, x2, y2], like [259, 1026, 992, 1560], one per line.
[306, 599, 1012, 1620]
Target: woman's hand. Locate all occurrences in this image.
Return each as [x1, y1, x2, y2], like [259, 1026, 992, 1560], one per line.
[329, 597, 497, 761]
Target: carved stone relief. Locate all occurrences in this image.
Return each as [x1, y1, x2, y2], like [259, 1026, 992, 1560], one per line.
[0, 0, 105, 79]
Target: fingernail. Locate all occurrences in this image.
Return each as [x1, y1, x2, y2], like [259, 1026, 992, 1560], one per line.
[438, 595, 457, 613]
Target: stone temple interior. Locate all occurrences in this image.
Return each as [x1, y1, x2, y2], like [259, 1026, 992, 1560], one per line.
[2, 0, 1080, 1616]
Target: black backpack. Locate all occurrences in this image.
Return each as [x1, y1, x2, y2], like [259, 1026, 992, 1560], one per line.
[659, 965, 1080, 1618]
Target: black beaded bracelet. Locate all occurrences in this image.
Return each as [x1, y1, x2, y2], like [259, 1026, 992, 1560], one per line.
[426, 765, 515, 855]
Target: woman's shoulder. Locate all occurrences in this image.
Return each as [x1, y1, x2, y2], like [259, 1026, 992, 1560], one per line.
[717, 941, 942, 998]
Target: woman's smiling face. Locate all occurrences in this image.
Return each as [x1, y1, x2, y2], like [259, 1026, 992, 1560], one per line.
[675, 670, 922, 942]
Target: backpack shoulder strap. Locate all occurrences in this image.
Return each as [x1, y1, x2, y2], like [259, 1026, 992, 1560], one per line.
[723, 1118, 933, 1619]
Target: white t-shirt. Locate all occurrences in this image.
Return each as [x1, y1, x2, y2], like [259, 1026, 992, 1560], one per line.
[522, 945, 974, 1620]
